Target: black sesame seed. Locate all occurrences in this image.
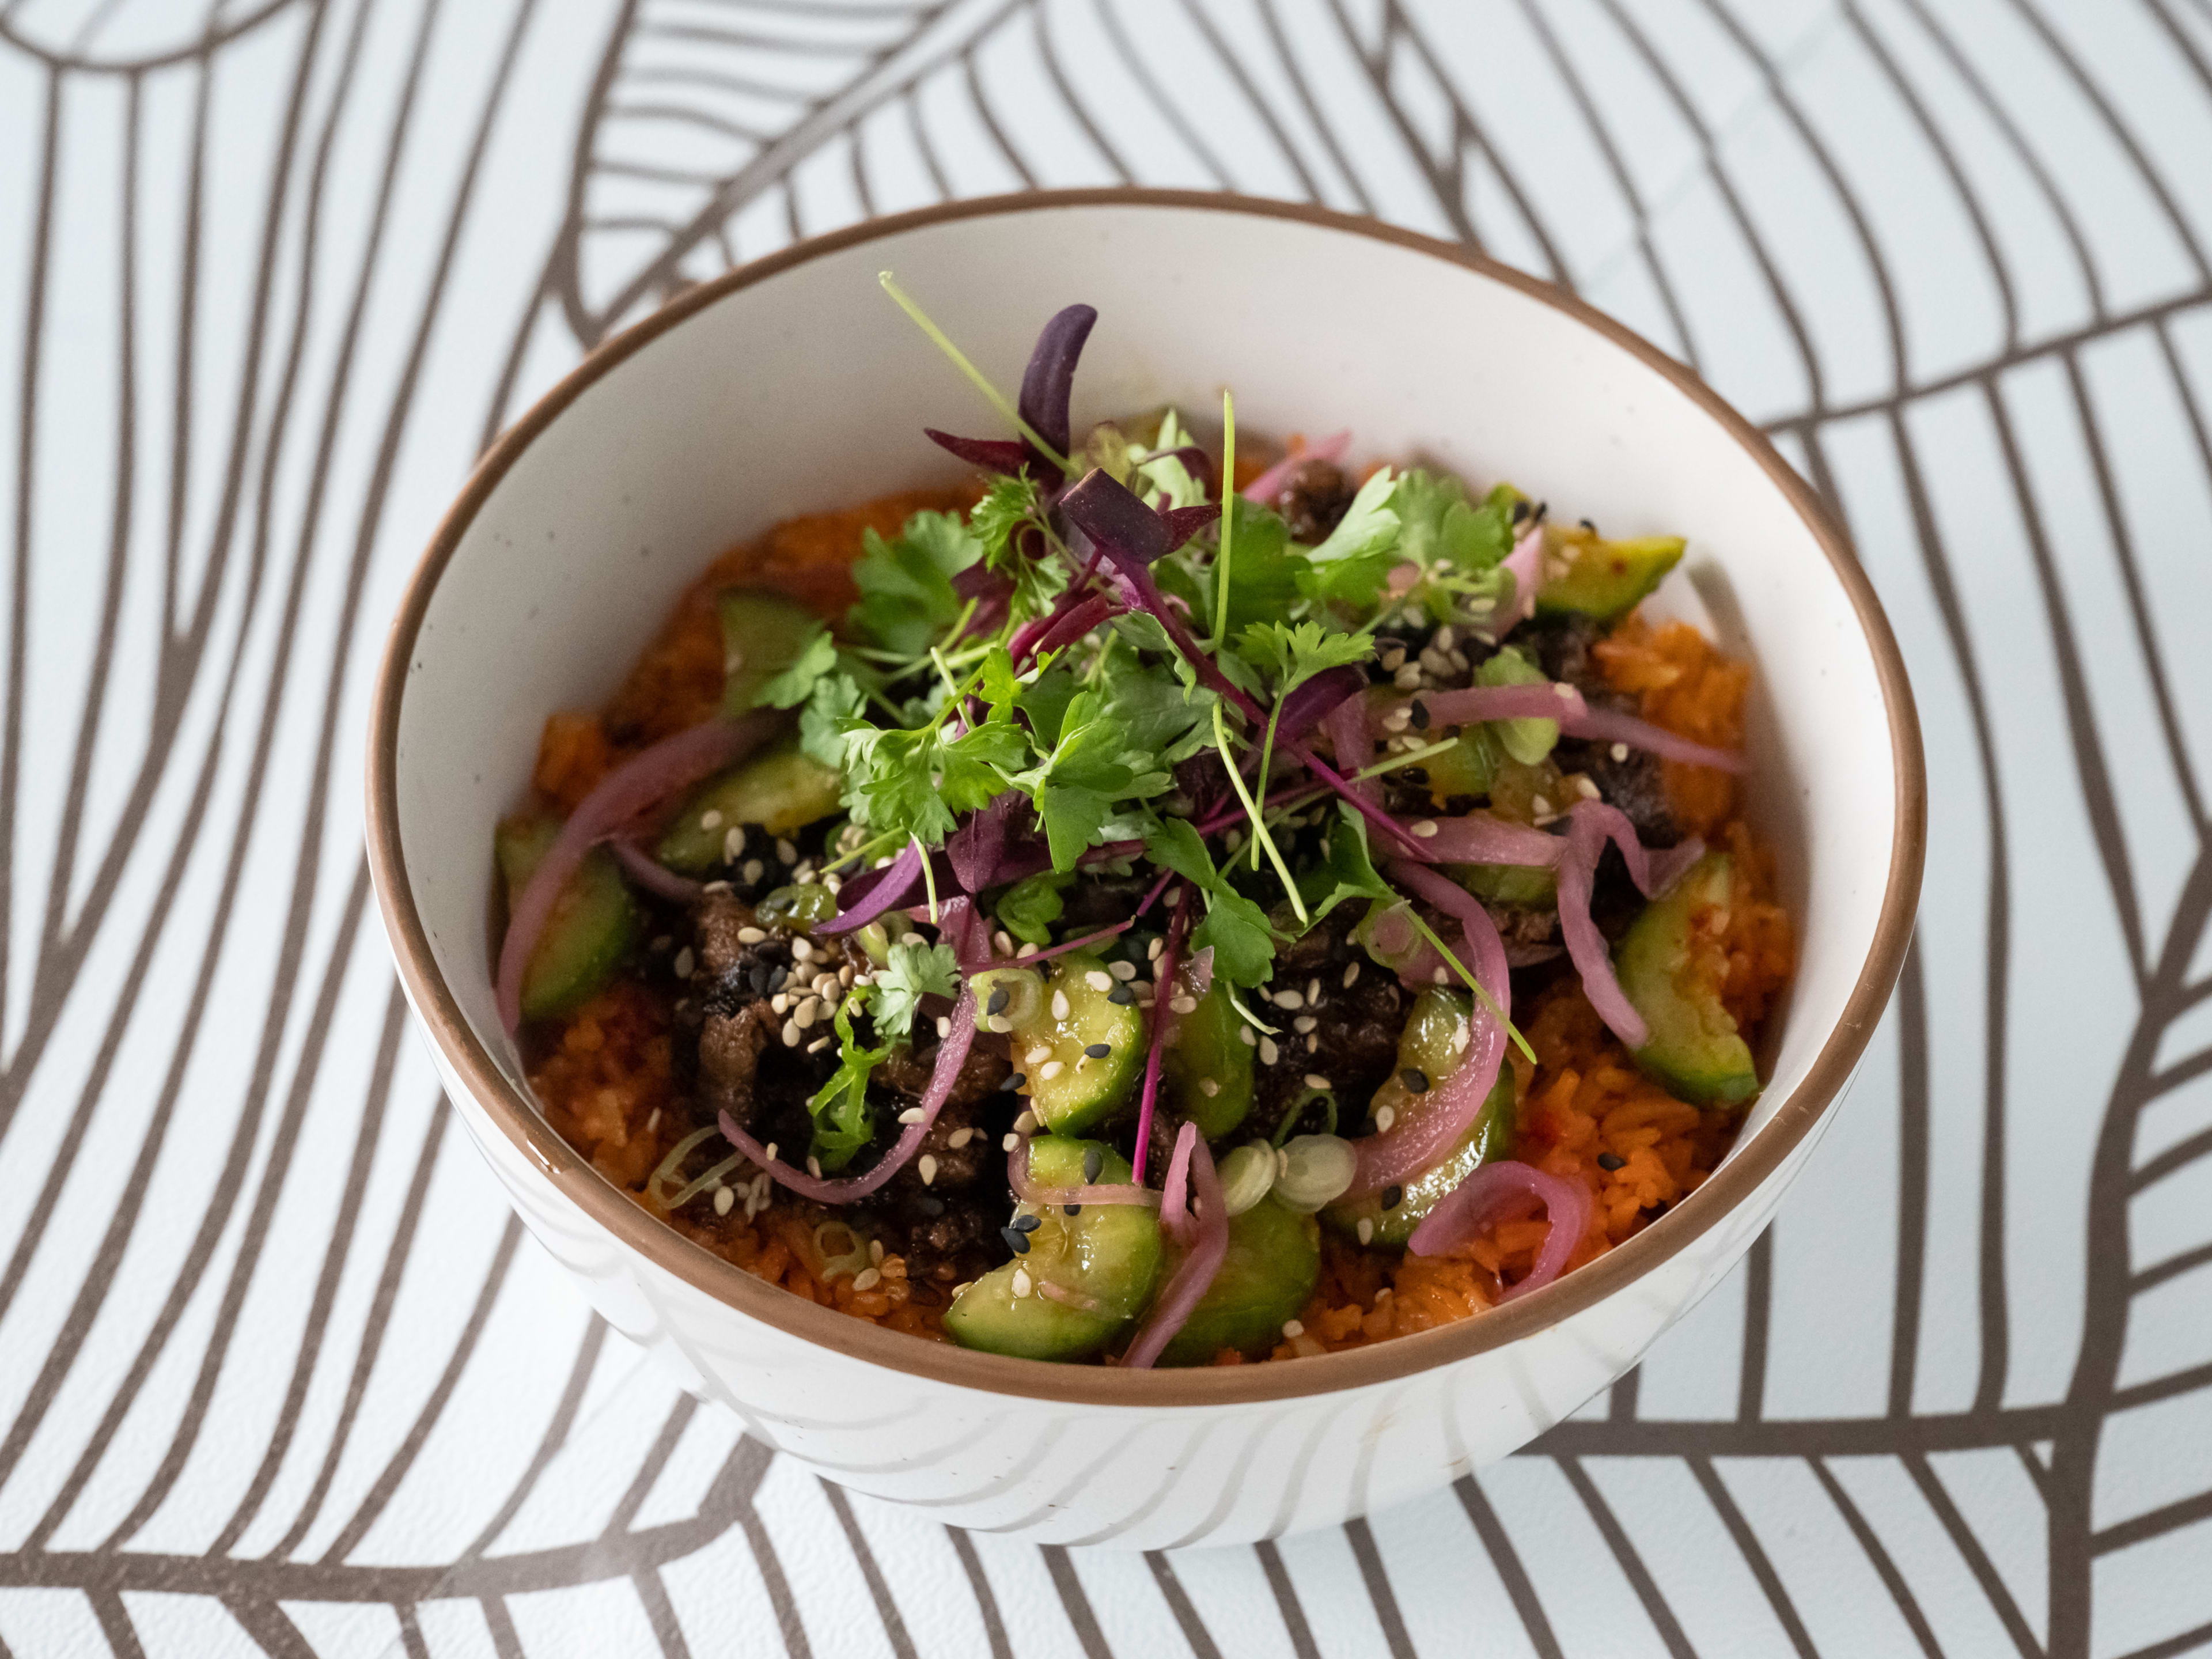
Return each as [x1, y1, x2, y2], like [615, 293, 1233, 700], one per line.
[1013, 1213, 1042, 1233]
[1084, 1042, 1112, 1059]
[1001, 1072, 1025, 1092]
[987, 986, 1010, 1017]
[1001, 1225, 1031, 1255]
[1082, 1147, 1104, 1184]
[1108, 983, 1135, 1005]
[1533, 499, 1550, 524]
[919, 1196, 945, 1216]
[1410, 700, 1430, 731]
[1354, 1117, 1379, 1138]
[767, 965, 788, 993]
[1382, 1184, 1404, 1210]
[1579, 517, 1596, 532]
[1400, 1067, 1430, 1094]
[1404, 767, 1429, 786]
[1597, 1153, 1626, 1171]
[1511, 498, 1531, 523]
[749, 963, 771, 994]
[1063, 1203, 1082, 1215]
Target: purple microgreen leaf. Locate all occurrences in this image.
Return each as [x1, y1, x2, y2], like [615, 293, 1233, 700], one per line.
[1017, 304, 1097, 463]
[924, 429, 1032, 474]
[1274, 665, 1368, 752]
[1159, 502, 1221, 552]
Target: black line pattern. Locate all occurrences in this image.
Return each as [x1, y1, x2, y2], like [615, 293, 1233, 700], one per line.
[2, 1, 2210, 1653]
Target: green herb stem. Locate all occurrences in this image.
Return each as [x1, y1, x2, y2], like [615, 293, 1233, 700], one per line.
[878, 272, 1075, 475]
[1208, 389, 1236, 651]
[1213, 701, 1309, 926]
[1402, 908, 1537, 1065]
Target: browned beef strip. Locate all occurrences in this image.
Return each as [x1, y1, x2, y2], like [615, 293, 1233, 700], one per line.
[1274, 458, 1357, 544]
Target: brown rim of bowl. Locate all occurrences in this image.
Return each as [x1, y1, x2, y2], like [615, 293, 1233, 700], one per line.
[366, 187, 1926, 1409]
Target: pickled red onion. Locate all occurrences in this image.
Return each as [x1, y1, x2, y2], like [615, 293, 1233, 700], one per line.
[1406, 1160, 1592, 1300]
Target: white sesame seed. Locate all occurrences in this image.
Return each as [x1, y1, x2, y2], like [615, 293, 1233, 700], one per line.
[738, 925, 766, 944]
[807, 1035, 832, 1053]
[1376, 1104, 1397, 1131]
[1109, 960, 1137, 980]
[898, 1107, 926, 1124]
[1611, 742, 1631, 762]
[994, 930, 1014, 956]
[1305, 1073, 1331, 1090]
[919, 1154, 938, 1185]
[1343, 961, 1362, 987]
[1357, 1218, 1374, 1244]
[1026, 1046, 1052, 1067]
[700, 809, 724, 830]
[1455, 1020, 1471, 1052]
[726, 825, 748, 859]
[1085, 969, 1112, 993]
[1200, 1079, 1220, 1097]
[1171, 995, 1198, 1016]
[1149, 938, 1165, 961]
[764, 1142, 779, 1161]
[1012, 1267, 1033, 1297]
[870, 1239, 885, 1264]
[1382, 709, 1411, 733]
[1380, 645, 1406, 671]
[949, 1127, 975, 1149]
[782, 1022, 801, 1047]
[1014, 1111, 1038, 1134]
[646, 1108, 661, 1132]
[853, 1267, 881, 1292]
[673, 946, 695, 979]
[1306, 1034, 1319, 1052]
[791, 938, 815, 961]
[714, 1185, 734, 1215]
[936, 1015, 951, 1039]
[1433, 967, 1449, 984]
[1259, 1036, 1281, 1066]
[777, 838, 798, 864]
[794, 997, 820, 1029]
[1294, 1015, 1317, 1033]
[1040, 1060, 1065, 1081]
[808, 1156, 822, 1177]
[770, 993, 789, 1014]
[1051, 990, 1070, 1020]
[742, 859, 765, 884]
[1240, 1025, 1257, 1047]
[1555, 681, 1578, 702]
[1411, 819, 1440, 839]
[1394, 664, 1423, 690]
[1434, 626, 1457, 651]
[1003, 1132, 1020, 1150]
[840, 965, 855, 987]
[1273, 989, 1304, 1010]
[1531, 796, 1552, 817]
[1282, 1319, 1305, 1339]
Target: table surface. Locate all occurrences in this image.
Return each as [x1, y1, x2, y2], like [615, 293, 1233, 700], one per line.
[2, 2, 2210, 1655]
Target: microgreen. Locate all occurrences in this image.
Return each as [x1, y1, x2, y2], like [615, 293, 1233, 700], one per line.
[878, 271, 1075, 474]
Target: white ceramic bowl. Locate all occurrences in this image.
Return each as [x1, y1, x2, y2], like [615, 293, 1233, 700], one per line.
[366, 191, 1923, 1549]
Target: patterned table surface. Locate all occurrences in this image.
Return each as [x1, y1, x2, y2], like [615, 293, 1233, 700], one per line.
[3, 2, 2210, 1654]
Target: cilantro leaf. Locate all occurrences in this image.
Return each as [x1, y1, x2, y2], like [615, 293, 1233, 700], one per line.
[1236, 620, 1375, 696]
[969, 474, 1039, 564]
[1017, 661, 1081, 749]
[1018, 690, 1171, 870]
[867, 938, 961, 1040]
[1130, 408, 1209, 510]
[805, 995, 886, 1172]
[996, 870, 1071, 945]
[798, 671, 866, 768]
[850, 512, 982, 654]
[1100, 650, 1213, 763]
[1144, 819, 1217, 888]
[754, 623, 838, 710]
[1305, 466, 1399, 562]
[1191, 888, 1279, 988]
[1297, 802, 1396, 927]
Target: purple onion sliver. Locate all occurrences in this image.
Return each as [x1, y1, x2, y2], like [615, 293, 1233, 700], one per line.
[819, 839, 925, 935]
[1557, 808, 1649, 1048]
[497, 713, 781, 1034]
[1405, 1160, 1592, 1302]
[1122, 1128, 1229, 1369]
[1009, 918, 1134, 966]
[1005, 1139, 1162, 1209]
[1400, 812, 1565, 868]
[606, 838, 703, 903]
[1493, 522, 1544, 635]
[1558, 706, 1747, 772]
[716, 986, 977, 1202]
[1322, 691, 1377, 807]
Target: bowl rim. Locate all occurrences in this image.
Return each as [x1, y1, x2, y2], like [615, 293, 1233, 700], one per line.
[365, 187, 1926, 1408]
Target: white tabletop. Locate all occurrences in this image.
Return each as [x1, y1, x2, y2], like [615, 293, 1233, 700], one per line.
[2, 2, 2209, 1655]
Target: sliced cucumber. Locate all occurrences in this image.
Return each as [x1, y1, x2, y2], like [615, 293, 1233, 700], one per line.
[495, 815, 641, 1021]
[1005, 950, 1145, 1135]
[1327, 987, 1516, 1247]
[1476, 647, 1559, 766]
[717, 589, 821, 717]
[1616, 851, 1759, 1105]
[656, 744, 843, 872]
[1158, 1200, 1320, 1365]
[944, 1138, 1164, 1362]
[1535, 527, 1685, 622]
[1455, 862, 1557, 907]
[1162, 982, 1254, 1139]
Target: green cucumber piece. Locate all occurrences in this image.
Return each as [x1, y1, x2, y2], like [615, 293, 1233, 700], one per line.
[944, 1138, 1163, 1361]
[1535, 528, 1685, 622]
[495, 815, 641, 1021]
[1421, 726, 1499, 800]
[1455, 862, 1557, 906]
[657, 745, 843, 872]
[1162, 982, 1254, 1138]
[716, 589, 821, 717]
[1006, 950, 1145, 1135]
[1158, 1200, 1320, 1365]
[1616, 851, 1759, 1105]
[1476, 647, 1559, 765]
[1327, 987, 1516, 1247]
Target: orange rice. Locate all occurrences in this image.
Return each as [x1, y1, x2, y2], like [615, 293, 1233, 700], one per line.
[522, 489, 1793, 1360]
